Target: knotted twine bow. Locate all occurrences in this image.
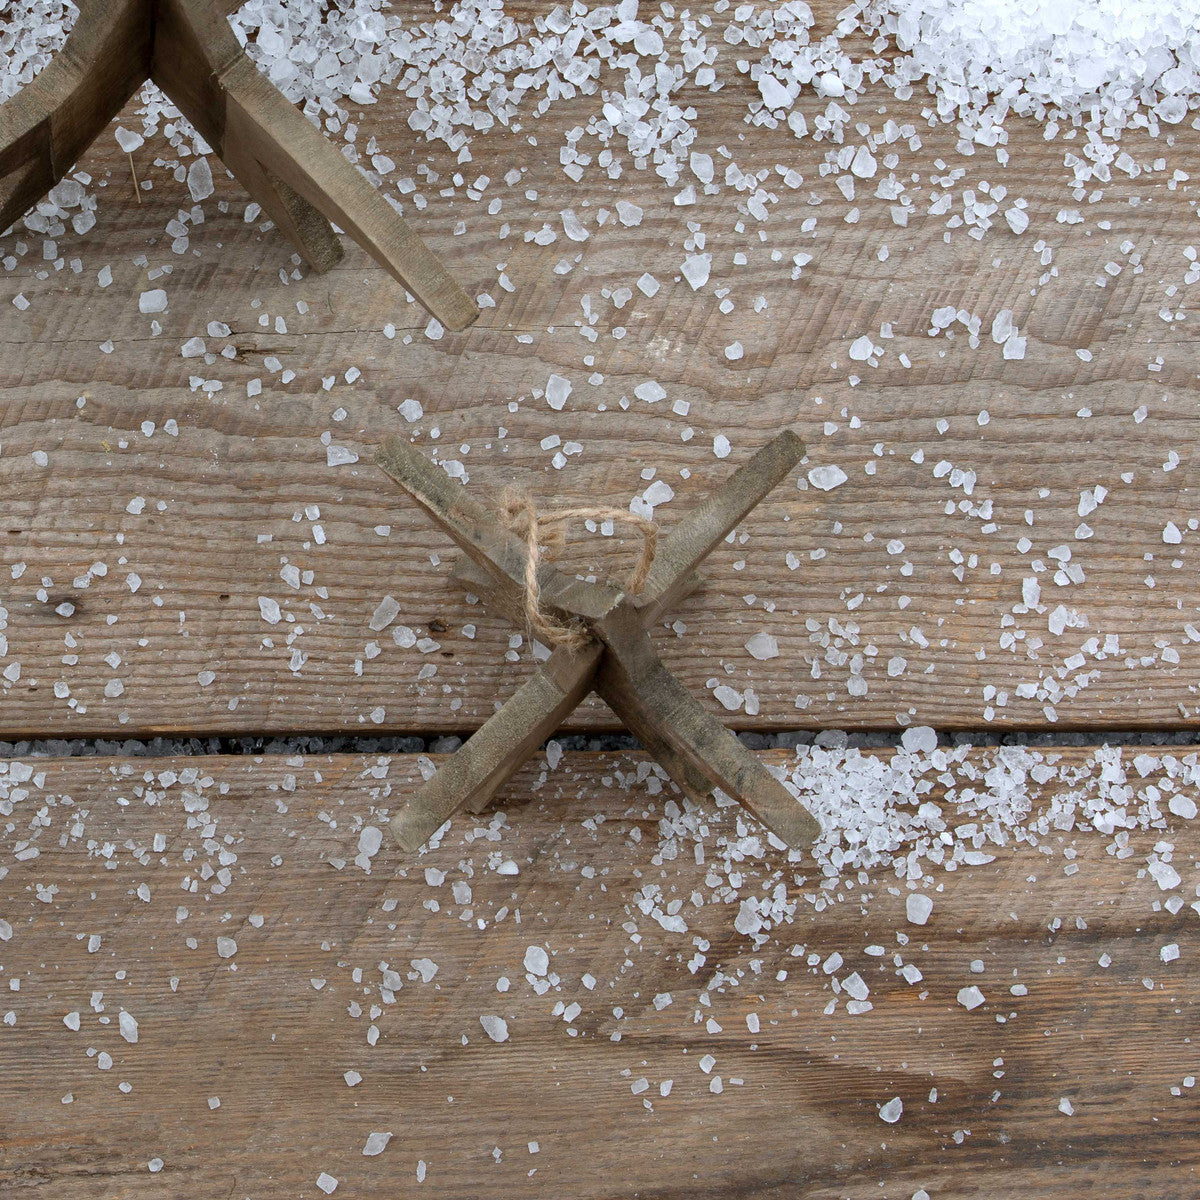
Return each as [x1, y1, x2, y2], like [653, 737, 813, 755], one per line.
[497, 488, 659, 649]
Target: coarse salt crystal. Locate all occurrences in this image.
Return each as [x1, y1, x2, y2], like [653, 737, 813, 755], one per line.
[957, 985, 985, 1011]
[808, 464, 848, 491]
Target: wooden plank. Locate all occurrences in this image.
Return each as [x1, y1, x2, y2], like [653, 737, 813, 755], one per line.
[2, 2, 1200, 737]
[1, 745, 1198, 1197]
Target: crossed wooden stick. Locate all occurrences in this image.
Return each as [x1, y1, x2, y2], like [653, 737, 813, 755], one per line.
[378, 431, 821, 853]
[0, 0, 477, 330]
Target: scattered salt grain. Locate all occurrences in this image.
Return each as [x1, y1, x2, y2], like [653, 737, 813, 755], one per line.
[186, 158, 213, 202]
[524, 946, 549, 976]
[139, 289, 167, 314]
[745, 632, 779, 660]
[901, 726, 938, 754]
[616, 200, 643, 227]
[957, 986, 986, 1011]
[807, 464, 848, 491]
[369, 596, 400, 632]
[879, 1096, 903, 1124]
[546, 374, 572, 411]
[363, 1132, 393, 1156]
[480, 1014, 509, 1043]
[681, 254, 711, 290]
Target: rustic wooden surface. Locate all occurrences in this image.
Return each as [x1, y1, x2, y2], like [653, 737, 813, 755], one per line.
[3, 3, 1200, 1195]
[1, 2, 1199, 738]
[1, 746, 1197, 1199]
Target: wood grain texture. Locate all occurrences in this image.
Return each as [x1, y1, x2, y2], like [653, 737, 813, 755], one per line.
[1, 746, 1198, 1197]
[1, 1, 1199, 738]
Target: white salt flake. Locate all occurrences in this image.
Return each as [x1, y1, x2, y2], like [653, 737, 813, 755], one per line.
[957, 986, 986, 1011]
[635, 381, 667, 404]
[546, 374, 572, 411]
[681, 253, 711, 290]
[1005, 207, 1030, 235]
[848, 335, 875, 361]
[906, 893, 934, 925]
[850, 145, 877, 178]
[616, 200, 643, 227]
[369, 595, 400, 632]
[186, 158, 214, 202]
[879, 1096, 903, 1124]
[808, 464, 848, 491]
[902, 726, 938, 753]
[139, 289, 167, 314]
[745, 632, 779, 660]
[480, 1014, 509, 1042]
[759, 74, 792, 110]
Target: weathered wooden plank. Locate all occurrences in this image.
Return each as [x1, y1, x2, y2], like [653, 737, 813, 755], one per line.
[2, 2, 1200, 737]
[1, 745, 1198, 1197]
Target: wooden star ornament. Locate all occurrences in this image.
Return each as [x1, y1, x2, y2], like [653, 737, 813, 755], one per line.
[377, 430, 821, 853]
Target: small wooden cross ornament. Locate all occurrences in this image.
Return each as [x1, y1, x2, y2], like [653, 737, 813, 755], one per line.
[377, 430, 822, 853]
[0, 0, 478, 331]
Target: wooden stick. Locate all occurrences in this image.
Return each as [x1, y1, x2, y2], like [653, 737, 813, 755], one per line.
[637, 428, 806, 624]
[0, 0, 150, 234]
[391, 643, 603, 851]
[594, 604, 822, 849]
[218, 55, 477, 329]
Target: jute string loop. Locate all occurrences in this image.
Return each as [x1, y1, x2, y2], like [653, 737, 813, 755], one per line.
[498, 488, 658, 649]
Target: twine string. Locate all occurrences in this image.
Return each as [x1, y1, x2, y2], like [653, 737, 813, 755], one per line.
[498, 488, 659, 649]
